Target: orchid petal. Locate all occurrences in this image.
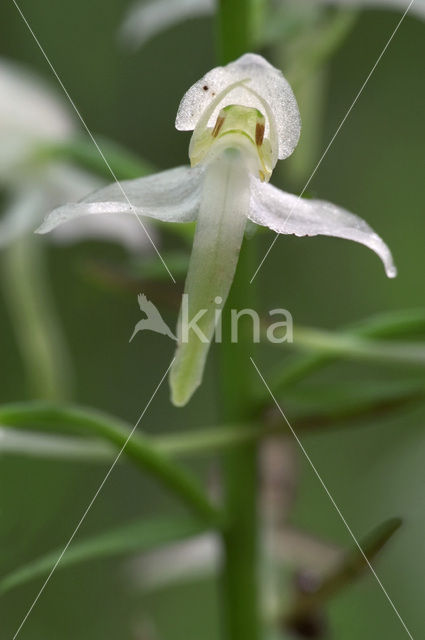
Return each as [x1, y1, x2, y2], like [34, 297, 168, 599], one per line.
[249, 178, 396, 278]
[36, 166, 204, 234]
[170, 150, 250, 406]
[40, 165, 154, 251]
[50, 212, 156, 252]
[120, 0, 215, 50]
[129, 533, 219, 590]
[176, 53, 301, 161]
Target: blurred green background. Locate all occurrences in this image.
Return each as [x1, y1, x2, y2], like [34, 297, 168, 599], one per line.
[0, 1, 424, 639]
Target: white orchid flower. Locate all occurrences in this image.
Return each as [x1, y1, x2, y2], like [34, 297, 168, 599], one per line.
[0, 63, 72, 179]
[0, 59, 88, 243]
[0, 58, 152, 252]
[37, 54, 396, 406]
[119, 0, 425, 50]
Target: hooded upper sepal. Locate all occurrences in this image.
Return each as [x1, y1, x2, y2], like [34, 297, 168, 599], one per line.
[176, 53, 301, 164]
[249, 177, 397, 278]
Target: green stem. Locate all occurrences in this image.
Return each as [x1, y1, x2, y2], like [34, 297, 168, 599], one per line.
[219, 240, 260, 640]
[274, 9, 358, 186]
[214, 5, 265, 636]
[1, 236, 71, 400]
[0, 403, 222, 527]
[284, 66, 328, 187]
[216, 0, 265, 64]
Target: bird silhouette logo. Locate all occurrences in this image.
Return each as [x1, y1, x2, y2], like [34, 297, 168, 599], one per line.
[129, 293, 177, 343]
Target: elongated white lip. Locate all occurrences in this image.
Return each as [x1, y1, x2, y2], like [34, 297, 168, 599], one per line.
[170, 148, 250, 406]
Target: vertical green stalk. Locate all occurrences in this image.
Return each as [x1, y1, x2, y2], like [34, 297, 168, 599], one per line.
[276, 9, 358, 185]
[284, 67, 328, 187]
[215, 3, 264, 638]
[217, 0, 265, 64]
[2, 236, 71, 400]
[219, 240, 260, 640]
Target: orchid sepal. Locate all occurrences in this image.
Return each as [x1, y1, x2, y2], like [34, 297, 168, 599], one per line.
[249, 178, 397, 279]
[35, 166, 204, 234]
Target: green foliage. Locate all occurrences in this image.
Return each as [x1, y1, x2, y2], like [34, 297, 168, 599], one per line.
[0, 403, 222, 526]
[35, 136, 155, 181]
[0, 515, 208, 595]
[1, 1, 424, 639]
[284, 518, 402, 632]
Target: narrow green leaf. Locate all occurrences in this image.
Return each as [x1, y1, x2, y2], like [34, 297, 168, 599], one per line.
[348, 308, 425, 338]
[314, 517, 402, 603]
[0, 515, 208, 595]
[35, 136, 154, 181]
[0, 402, 222, 527]
[2, 379, 422, 465]
[159, 382, 423, 455]
[285, 518, 402, 626]
[0, 428, 114, 462]
[263, 309, 425, 405]
[83, 250, 190, 290]
[291, 326, 425, 366]
[256, 379, 424, 438]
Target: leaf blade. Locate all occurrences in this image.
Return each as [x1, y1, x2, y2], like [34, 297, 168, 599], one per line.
[0, 515, 208, 595]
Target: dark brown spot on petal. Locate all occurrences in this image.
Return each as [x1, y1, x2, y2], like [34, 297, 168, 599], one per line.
[203, 85, 208, 91]
[255, 122, 265, 146]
